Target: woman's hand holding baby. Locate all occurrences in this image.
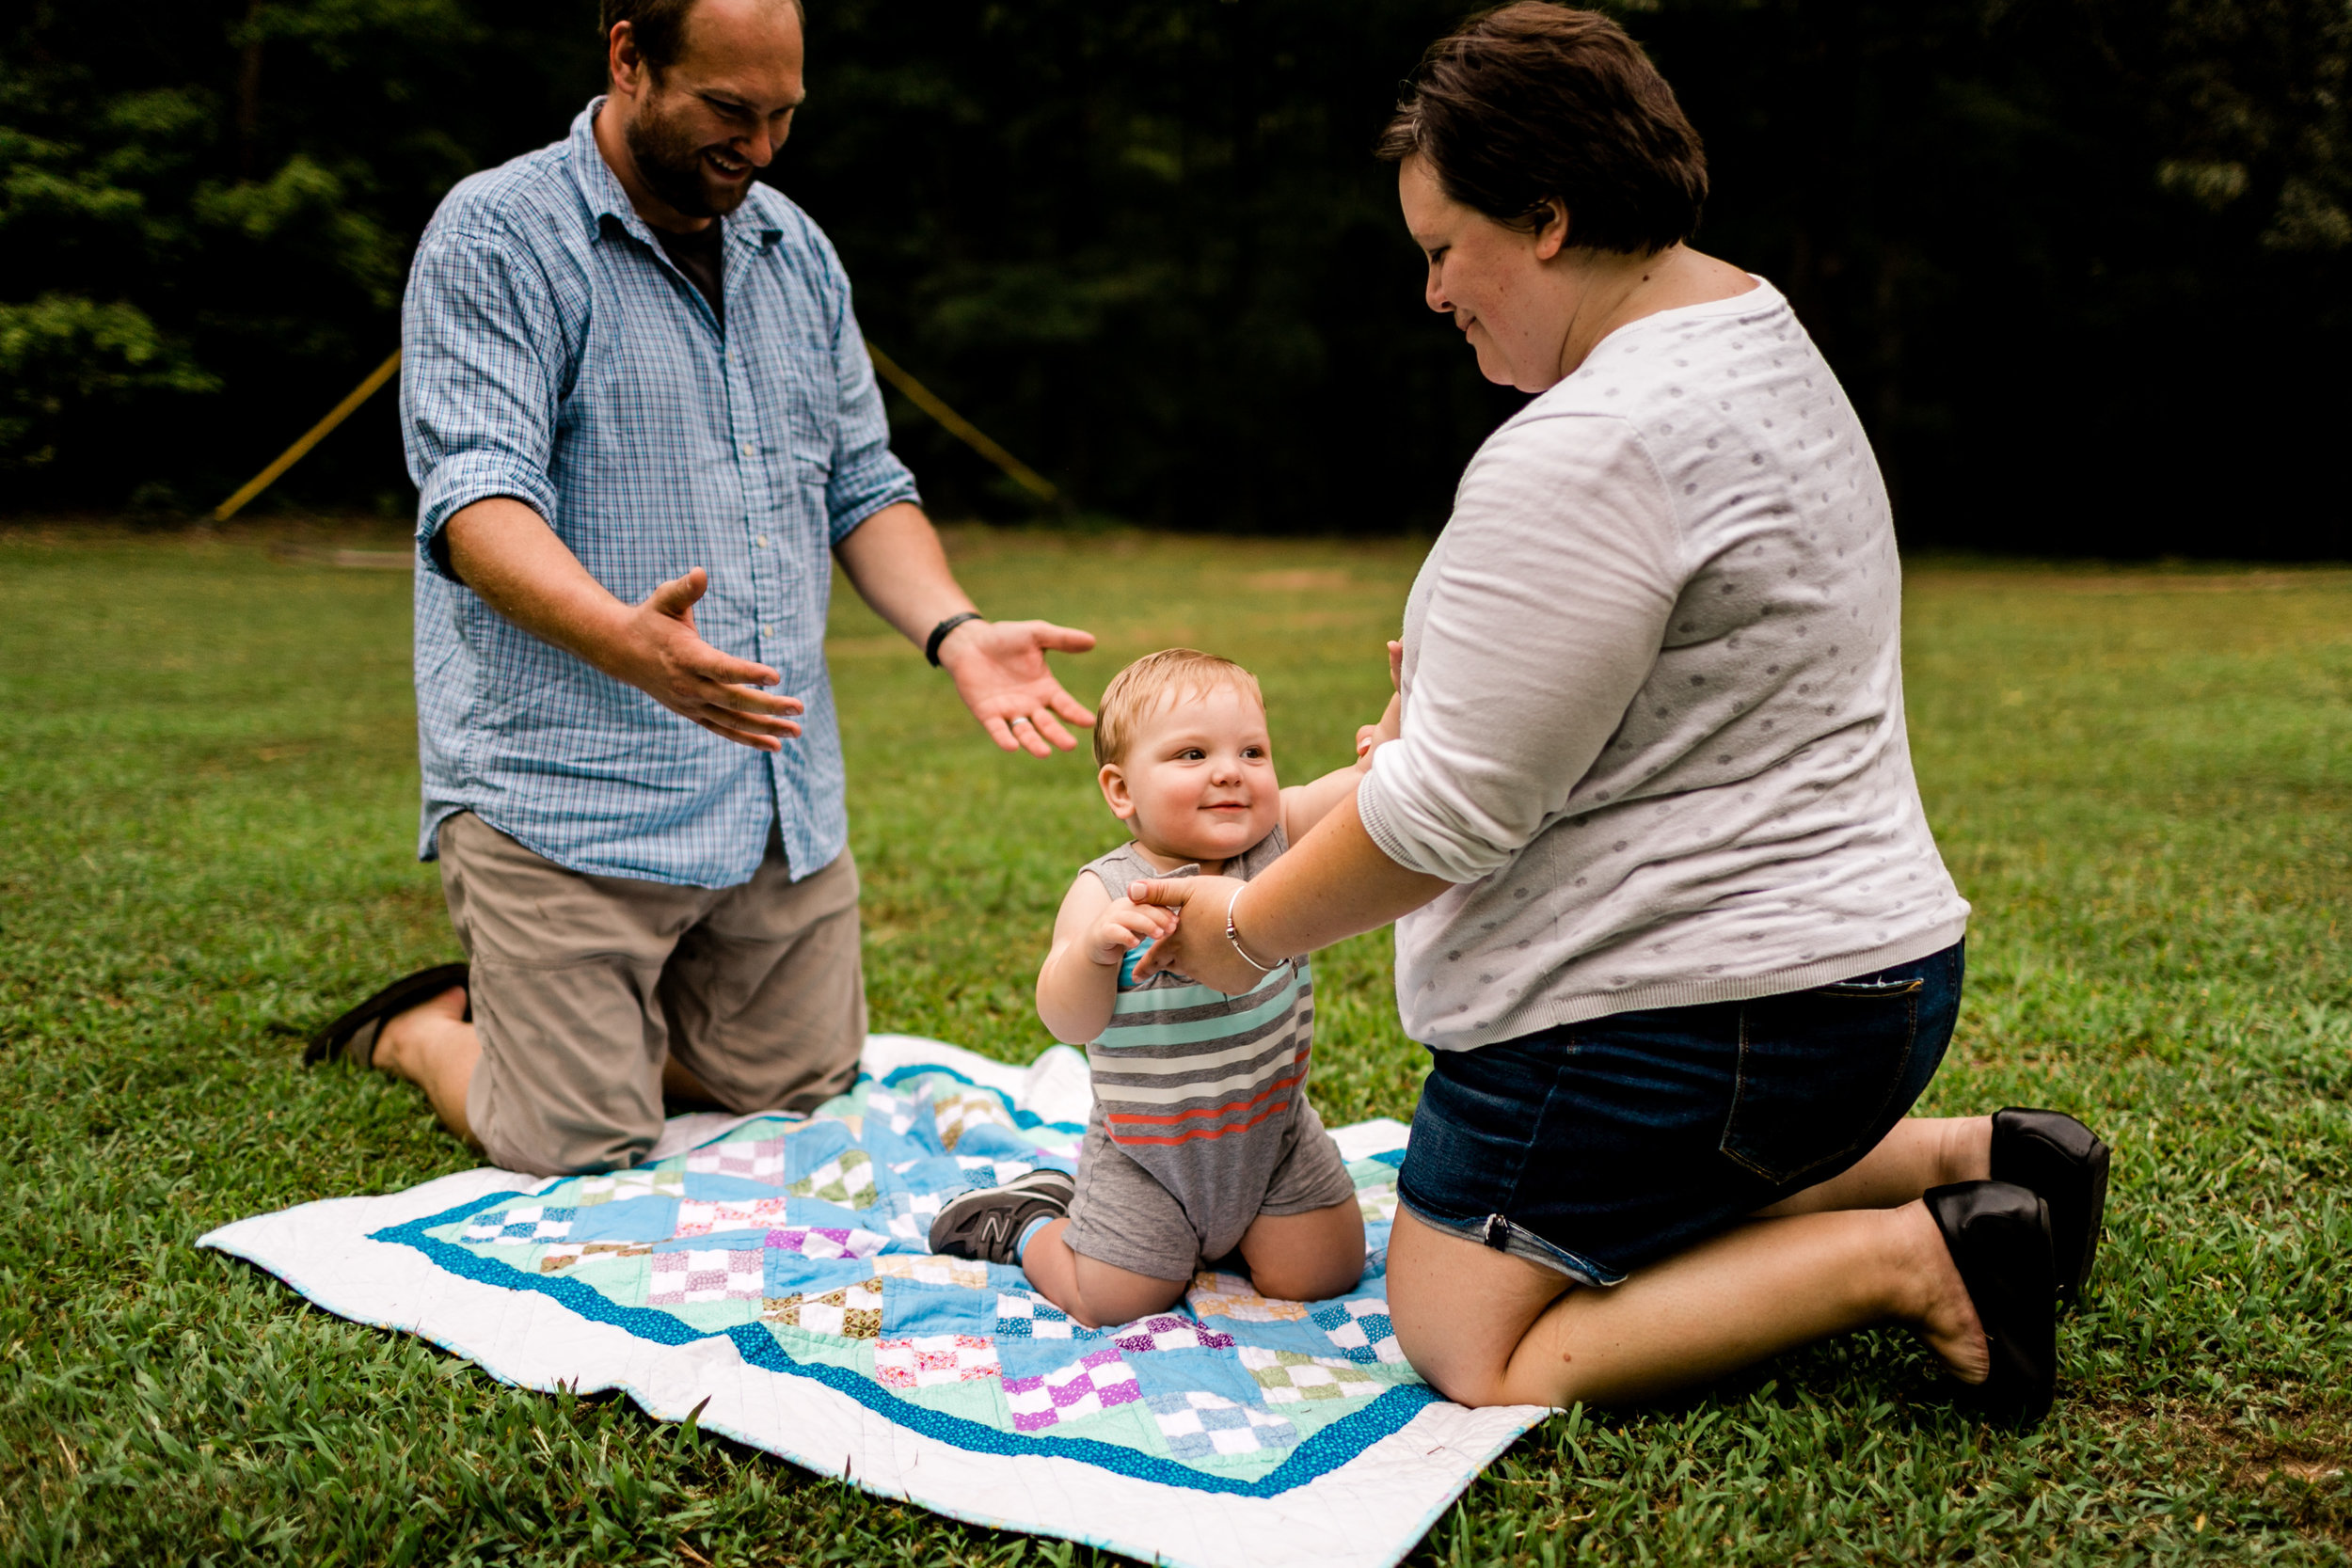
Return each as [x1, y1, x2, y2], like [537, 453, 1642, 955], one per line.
[1089, 897, 1180, 968]
[1126, 876, 1261, 994]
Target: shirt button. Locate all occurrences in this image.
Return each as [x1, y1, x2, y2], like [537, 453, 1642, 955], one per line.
[761, 624, 774, 637]
[739, 440, 756, 457]
[754, 534, 770, 547]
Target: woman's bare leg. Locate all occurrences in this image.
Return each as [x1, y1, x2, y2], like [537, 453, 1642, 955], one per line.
[1756, 1116, 1993, 1217]
[1386, 1201, 1986, 1409]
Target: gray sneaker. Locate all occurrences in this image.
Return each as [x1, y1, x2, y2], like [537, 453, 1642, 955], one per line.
[928, 1167, 1076, 1264]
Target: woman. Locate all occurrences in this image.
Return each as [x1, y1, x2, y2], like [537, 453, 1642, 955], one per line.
[1130, 2, 2109, 1423]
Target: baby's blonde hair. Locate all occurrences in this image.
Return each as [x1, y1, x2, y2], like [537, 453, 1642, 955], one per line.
[1092, 648, 1265, 768]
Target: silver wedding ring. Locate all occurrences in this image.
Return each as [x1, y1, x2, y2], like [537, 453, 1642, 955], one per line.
[1009, 715, 1031, 726]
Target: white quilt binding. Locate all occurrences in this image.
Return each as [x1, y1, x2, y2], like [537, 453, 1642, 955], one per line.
[199, 1036, 1549, 1568]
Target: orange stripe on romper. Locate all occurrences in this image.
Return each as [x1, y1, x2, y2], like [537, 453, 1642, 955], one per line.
[1104, 1050, 1309, 1127]
[1108, 1093, 1295, 1148]
[1104, 1060, 1308, 1144]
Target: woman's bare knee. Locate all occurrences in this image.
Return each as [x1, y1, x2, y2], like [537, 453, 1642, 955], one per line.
[1391, 1310, 1513, 1406]
[1385, 1208, 1570, 1406]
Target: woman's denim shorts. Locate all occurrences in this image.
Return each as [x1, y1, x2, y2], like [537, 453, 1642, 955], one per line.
[1395, 942, 1964, 1285]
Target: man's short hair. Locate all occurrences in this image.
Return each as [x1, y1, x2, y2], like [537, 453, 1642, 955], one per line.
[601, 0, 801, 75]
[1375, 2, 1708, 255]
[1092, 649, 1264, 769]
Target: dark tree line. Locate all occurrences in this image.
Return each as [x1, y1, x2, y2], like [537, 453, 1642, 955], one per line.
[4, 0, 2346, 556]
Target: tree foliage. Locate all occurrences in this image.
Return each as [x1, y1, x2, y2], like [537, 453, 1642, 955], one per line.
[3, 0, 2345, 554]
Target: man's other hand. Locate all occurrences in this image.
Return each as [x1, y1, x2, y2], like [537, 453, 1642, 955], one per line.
[619, 568, 804, 752]
[938, 618, 1098, 757]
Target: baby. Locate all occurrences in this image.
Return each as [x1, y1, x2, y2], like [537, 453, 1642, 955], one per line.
[929, 648, 1378, 1325]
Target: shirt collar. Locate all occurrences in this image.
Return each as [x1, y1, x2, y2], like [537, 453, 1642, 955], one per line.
[567, 96, 783, 253]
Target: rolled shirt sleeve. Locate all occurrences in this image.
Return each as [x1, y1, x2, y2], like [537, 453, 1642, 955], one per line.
[401, 224, 567, 579]
[1357, 414, 1684, 883]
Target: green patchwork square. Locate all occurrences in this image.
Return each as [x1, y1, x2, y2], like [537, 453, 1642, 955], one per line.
[1238, 1347, 1383, 1404]
[557, 1168, 685, 1207]
[789, 1148, 876, 1209]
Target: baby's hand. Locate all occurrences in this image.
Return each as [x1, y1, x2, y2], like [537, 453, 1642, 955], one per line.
[1087, 896, 1179, 968]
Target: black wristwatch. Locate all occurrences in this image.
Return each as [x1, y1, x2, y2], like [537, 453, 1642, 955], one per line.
[925, 611, 984, 667]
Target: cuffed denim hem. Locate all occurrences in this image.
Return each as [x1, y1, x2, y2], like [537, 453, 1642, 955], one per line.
[1394, 1189, 1627, 1288]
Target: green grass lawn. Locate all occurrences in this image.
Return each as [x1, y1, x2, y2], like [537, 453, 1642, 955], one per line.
[2, 525, 2348, 1565]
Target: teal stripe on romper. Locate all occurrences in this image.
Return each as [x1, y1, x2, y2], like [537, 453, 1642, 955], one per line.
[1095, 974, 1303, 1051]
[1101, 960, 1294, 1016]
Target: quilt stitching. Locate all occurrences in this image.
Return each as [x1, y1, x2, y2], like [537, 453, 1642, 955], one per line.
[1005, 1347, 1142, 1433]
[359, 1064, 1451, 1499]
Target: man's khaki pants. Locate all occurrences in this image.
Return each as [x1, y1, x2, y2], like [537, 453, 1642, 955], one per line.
[438, 812, 865, 1176]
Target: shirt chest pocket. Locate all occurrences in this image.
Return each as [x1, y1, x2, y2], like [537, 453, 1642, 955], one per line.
[736, 279, 839, 483]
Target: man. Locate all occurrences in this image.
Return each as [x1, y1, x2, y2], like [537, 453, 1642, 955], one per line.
[307, 0, 1095, 1177]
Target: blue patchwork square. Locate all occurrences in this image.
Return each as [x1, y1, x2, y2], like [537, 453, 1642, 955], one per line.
[566, 1197, 679, 1243]
[881, 1280, 998, 1338]
[460, 1205, 576, 1244]
[1311, 1299, 1405, 1365]
[680, 1173, 791, 1202]
[764, 1249, 864, 1298]
[993, 1291, 1108, 1341]
[1127, 1347, 1267, 1408]
[888, 1155, 980, 1196]
[781, 1121, 857, 1182]
[1146, 1391, 1300, 1459]
[1209, 1315, 1335, 1357]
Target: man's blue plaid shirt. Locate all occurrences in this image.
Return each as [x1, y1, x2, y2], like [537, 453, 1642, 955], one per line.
[401, 101, 918, 888]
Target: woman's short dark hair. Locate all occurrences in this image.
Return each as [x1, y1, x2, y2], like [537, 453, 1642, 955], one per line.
[1375, 2, 1708, 255]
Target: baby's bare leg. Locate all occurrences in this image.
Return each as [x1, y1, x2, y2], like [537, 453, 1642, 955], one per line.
[1020, 1219, 1189, 1327]
[1237, 1197, 1367, 1302]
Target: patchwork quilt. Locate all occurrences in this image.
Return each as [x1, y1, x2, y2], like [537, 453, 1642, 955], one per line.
[200, 1036, 1549, 1568]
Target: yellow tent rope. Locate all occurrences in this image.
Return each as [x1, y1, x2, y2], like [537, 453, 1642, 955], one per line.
[211, 339, 1063, 522]
[864, 341, 1062, 507]
[212, 349, 405, 522]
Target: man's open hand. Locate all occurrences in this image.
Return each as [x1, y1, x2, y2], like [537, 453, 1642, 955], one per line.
[938, 618, 1098, 757]
[613, 568, 804, 752]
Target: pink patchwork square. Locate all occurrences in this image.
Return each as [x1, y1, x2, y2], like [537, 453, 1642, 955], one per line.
[1003, 1347, 1141, 1433]
[875, 1335, 1001, 1389]
[674, 1197, 792, 1238]
[646, 1248, 764, 1304]
[684, 1137, 787, 1182]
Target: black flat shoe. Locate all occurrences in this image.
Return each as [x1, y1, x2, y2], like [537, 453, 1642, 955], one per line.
[1925, 1180, 2058, 1428]
[1991, 1106, 2110, 1306]
[303, 963, 469, 1069]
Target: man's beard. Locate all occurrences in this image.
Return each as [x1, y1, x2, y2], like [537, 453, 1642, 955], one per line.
[624, 90, 748, 220]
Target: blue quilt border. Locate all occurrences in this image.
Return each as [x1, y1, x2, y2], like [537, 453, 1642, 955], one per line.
[372, 1190, 1438, 1498]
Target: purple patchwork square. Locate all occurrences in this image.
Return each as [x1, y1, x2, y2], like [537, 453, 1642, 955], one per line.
[1003, 1346, 1141, 1433]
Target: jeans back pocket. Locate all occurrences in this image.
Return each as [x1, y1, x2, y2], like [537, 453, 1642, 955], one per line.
[1718, 978, 1921, 1186]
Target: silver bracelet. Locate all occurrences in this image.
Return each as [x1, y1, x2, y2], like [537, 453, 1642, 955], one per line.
[1225, 886, 1279, 974]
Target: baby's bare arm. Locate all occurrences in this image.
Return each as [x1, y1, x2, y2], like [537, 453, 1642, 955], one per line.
[1279, 762, 1370, 846]
[1280, 642, 1404, 845]
[1037, 871, 1177, 1044]
[1037, 873, 1119, 1044]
